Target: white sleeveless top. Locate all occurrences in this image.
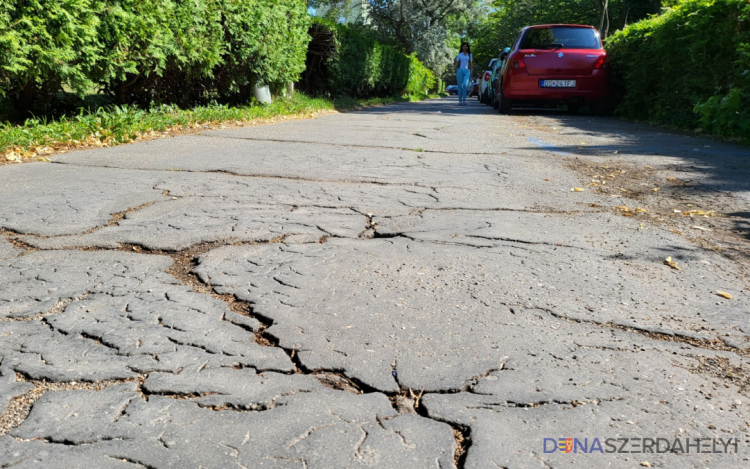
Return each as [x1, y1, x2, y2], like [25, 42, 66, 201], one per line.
[456, 53, 472, 69]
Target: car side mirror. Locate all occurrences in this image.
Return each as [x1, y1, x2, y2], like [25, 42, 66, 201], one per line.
[499, 47, 511, 61]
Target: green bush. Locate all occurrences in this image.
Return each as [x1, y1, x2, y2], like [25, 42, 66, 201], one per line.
[606, 0, 750, 139]
[0, 0, 100, 109]
[302, 19, 435, 99]
[0, 0, 310, 112]
[693, 38, 750, 138]
[406, 55, 437, 97]
[217, 0, 309, 98]
[96, 0, 225, 105]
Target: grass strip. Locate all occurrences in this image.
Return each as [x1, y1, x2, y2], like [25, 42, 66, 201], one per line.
[1, 94, 417, 163]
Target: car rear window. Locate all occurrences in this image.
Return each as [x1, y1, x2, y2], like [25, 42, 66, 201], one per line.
[520, 27, 601, 49]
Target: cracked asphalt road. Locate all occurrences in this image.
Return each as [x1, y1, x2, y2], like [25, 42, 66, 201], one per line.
[1, 98, 749, 468]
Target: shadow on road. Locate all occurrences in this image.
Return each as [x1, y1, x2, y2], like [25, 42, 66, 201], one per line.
[356, 97, 750, 258]
[360, 97, 750, 196]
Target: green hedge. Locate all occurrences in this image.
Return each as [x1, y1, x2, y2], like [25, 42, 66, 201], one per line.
[0, 0, 310, 111]
[303, 19, 435, 99]
[606, 0, 750, 139]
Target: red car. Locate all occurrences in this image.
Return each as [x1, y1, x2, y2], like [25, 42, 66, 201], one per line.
[495, 24, 609, 114]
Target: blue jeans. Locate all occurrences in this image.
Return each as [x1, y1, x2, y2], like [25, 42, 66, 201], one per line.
[456, 69, 471, 102]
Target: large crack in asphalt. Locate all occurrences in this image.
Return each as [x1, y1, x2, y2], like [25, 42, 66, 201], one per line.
[3, 200, 747, 467]
[0, 230, 476, 465]
[196, 133, 506, 156]
[49, 160, 445, 190]
[533, 306, 750, 357]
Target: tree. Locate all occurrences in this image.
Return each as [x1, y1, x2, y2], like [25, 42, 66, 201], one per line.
[366, 0, 487, 75]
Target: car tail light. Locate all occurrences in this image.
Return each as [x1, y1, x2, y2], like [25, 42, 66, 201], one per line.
[594, 54, 608, 69]
[484, 71, 491, 81]
[509, 53, 526, 69]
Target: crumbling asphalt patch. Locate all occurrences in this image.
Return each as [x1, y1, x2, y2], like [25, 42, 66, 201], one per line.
[2, 101, 750, 468]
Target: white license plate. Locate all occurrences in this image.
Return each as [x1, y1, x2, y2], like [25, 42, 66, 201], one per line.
[541, 80, 576, 88]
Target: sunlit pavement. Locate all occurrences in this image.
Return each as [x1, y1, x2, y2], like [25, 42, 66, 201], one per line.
[1, 97, 749, 468]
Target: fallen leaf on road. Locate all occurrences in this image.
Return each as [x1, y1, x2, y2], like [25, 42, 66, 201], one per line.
[652, 187, 660, 192]
[684, 210, 715, 217]
[667, 177, 676, 181]
[543, 178, 550, 181]
[589, 203, 602, 208]
[668, 229, 684, 235]
[691, 225, 712, 232]
[572, 187, 584, 192]
[664, 257, 680, 270]
[640, 462, 652, 467]
[635, 208, 648, 213]
[716, 291, 732, 300]
[615, 206, 630, 212]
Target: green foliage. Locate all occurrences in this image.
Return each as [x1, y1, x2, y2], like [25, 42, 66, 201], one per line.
[304, 19, 436, 99]
[607, 0, 750, 139]
[0, 0, 311, 112]
[220, 0, 310, 91]
[406, 55, 437, 97]
[693, 36, 750, 138]
[0, 0, 101, 104]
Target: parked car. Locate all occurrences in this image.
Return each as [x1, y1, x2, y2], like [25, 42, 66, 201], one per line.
[446, 84, 458, 95]
[495, 24, 610, 114]
[479, 59, 498, 103]
[469, 80, 479, 97]
[488, 48, 511, 108]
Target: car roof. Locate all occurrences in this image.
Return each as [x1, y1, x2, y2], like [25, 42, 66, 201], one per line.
[524, 24, 596, 30]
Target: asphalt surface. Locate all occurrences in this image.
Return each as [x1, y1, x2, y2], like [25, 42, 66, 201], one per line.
[1, 97, 749, 468]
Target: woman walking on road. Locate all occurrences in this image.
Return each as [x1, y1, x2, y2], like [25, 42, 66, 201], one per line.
[455, 42, 473, 106]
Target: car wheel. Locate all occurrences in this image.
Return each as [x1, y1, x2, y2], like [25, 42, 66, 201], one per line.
[497, 84, 512, 114]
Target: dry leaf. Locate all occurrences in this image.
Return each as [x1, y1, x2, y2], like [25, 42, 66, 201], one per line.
[668, 229, 684, 235]
[543, 178, 551, 181]
[635, 208, 648, 213]
[664, 257, 680, 270]
[652, 187, 660, 192]
[572, 187, 584, 192]
[716, 291, 732, 300]
[640, 463, 652, 468]
[615, 206, 630, 212]
[691, 225, 712, 232]
[667, 177, 676, 182]
[589, 203, 602, 208]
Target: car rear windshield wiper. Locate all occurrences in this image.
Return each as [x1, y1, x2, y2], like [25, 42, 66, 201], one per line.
[537, 43, 564, 49]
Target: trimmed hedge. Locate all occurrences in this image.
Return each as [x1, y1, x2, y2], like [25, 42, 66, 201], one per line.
[606, 0, 750, 139]
[302, 19, 435, 99]
[0, 0, 310, 111]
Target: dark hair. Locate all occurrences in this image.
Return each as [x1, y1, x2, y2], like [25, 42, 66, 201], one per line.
[458, 42, 471, 55]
